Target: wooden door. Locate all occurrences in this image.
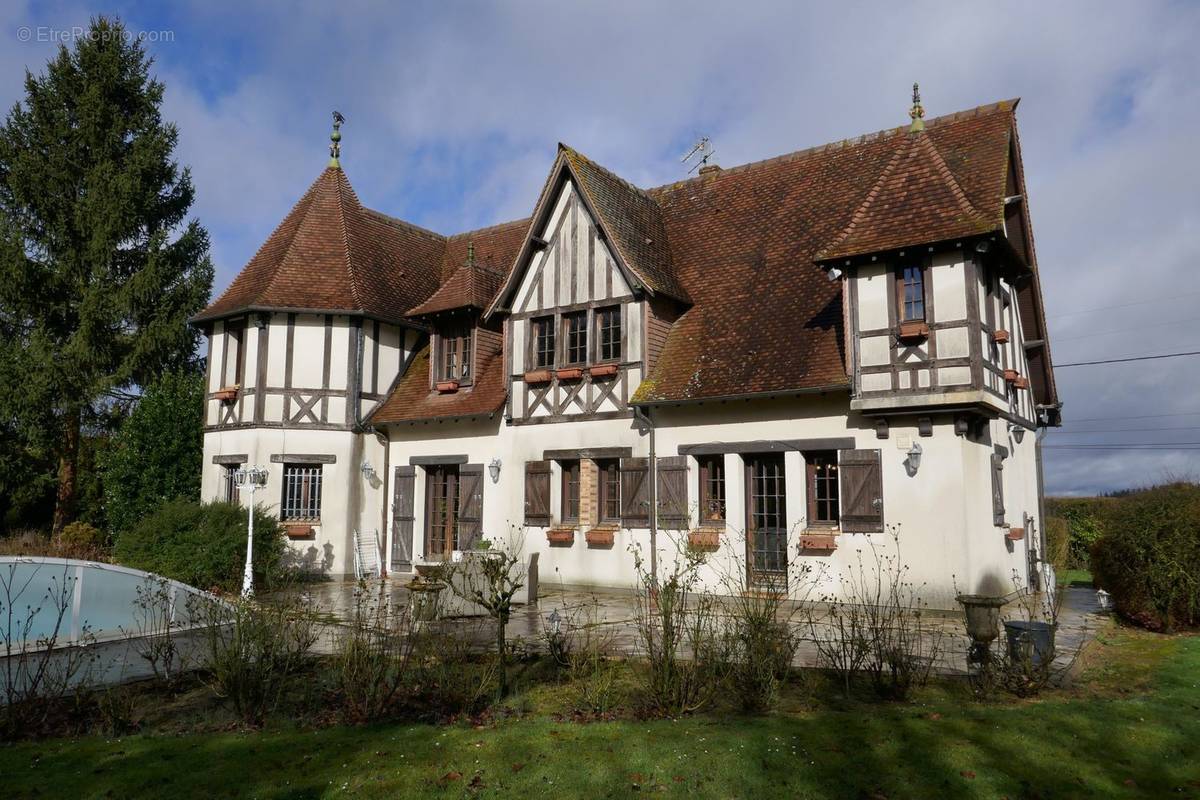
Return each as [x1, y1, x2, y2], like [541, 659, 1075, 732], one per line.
[745, 454, 787, 588]
[391, 466, 415, 571]
[425, 465, 459, 561]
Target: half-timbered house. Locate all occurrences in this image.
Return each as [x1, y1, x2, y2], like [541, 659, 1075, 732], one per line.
[192, 94, 1060, 606]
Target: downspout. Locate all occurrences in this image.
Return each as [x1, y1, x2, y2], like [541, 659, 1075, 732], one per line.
[632, 405, 657, 583]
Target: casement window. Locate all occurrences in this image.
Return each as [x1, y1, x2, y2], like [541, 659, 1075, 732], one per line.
[559, 460, 581, 522]
[597, 458, 621, 523]
[805, 452, 840, 527]
[596, 305, 622, 362]
[562, 312, 588, 366]
[745, 454, 787, 585]
[898, 265, 926, 322]
[531, 316, 556, 368]
[437, 325, 473, 384]
[426, 465, 459, 559]
[223, 464, 242, 505]
[698, 455, 726, 525]
[224, 318, 246, 386]
[281, 464, 322, 521]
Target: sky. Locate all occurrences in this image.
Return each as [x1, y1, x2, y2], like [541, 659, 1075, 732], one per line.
[2, 1, 1198, 495]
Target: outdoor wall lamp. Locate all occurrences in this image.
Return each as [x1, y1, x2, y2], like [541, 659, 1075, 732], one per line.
[488, 457, 502, 484]
[904, 442, 923, 477]
[360, 459, 376, 481]
[1008, 423, 1026, 444]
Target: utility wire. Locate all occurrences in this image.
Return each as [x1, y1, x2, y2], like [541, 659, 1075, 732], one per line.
[1066, 411, 1200, 422]
[1048, 426, 1200, 435]
[1048, 289, 1200, 320]
[1044, 444, 1200, 450]
[1056, 350, 1200, 368]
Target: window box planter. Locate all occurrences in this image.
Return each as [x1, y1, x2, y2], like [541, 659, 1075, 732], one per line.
[214, 385, 239, 403]
[523, 369, 552, 384]
[1004, 369, 1019, 383]
[546, 527, 575, 546]
[897, 321, 929, 341]
[585, 528, 615, 548]
[588, 363, 619, 379]
[687, 529, 720, 552]
[555, 367, 584, 381]
[435, 379, 460, 394]
[1005, 526, 1025, 541]
[799, 532, 837, 552]
[992, 329, 1011, 344]
[1013, 376, 1030, 390]
[283, 523, 315, 540]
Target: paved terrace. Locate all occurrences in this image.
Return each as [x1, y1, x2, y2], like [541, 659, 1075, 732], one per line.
[287, 579, 1104, 677]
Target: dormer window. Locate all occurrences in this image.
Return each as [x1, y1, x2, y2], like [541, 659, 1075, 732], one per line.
[563, 311, 588, 365]
[596, 306, 621, 362]
[438, 323, 474, 385]
[532, 316, 555, 368]
[898, 265, 925, 322]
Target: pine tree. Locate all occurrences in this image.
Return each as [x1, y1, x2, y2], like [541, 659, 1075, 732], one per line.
[0, 17, 213, 533]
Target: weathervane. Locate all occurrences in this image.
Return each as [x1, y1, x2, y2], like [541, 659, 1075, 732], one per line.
[329, 110, 345, 167]
[681, 136, 715, 174]
[909, 83, 925, 133]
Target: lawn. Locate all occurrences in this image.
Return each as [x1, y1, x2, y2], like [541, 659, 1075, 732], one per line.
[2, 627, 1198, 799]
[1059, 568, 1094, 587]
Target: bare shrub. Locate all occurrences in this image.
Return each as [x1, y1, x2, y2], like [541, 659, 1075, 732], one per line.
[410, 619, 497, 718]
[126, 577, 184, 684]
[980, 571, 1079, 699]
[333, 579, 417, 723]
[543, 596, 621, 716]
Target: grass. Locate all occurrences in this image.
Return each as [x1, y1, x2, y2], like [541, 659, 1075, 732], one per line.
[2, 627, 1199, 799]
[1059, 568, 1094, 587]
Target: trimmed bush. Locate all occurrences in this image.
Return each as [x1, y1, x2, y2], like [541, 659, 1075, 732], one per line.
[1044, 516, 1070, 575]
[1090, 483, 1200, 631]
[115, 500, 285, 593]
[1046, 497, 1112, 569]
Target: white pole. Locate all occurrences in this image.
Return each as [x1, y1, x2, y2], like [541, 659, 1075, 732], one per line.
[241, 484, 256, 597]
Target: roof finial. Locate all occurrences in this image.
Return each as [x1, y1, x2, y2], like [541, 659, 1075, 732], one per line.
[329, 110, 345, 168]
[909, 83, 925, 133]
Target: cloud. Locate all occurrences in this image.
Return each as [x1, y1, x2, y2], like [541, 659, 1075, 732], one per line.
[3, 0, 1198, 493]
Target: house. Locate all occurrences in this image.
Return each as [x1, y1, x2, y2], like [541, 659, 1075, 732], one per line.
[191, 92, 1060, 607]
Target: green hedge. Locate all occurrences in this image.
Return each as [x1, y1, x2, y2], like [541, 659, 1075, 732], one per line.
[1090, 483, 1200, 631]
[1046, 496, 1113, 569]
[115, 500, 285, 593]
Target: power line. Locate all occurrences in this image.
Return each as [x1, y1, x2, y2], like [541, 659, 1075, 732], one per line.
[1056, 350, 1200, 368]
[1048, 289, 1200, 320]
[1044, 443, 1200, 450]
[1066, 411, 1200, 423]
[1048, 426, 1200, 435]
[1052, 316, 1200, 342]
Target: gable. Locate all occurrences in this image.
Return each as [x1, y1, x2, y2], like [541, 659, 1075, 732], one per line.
[510, 180, 633, 315]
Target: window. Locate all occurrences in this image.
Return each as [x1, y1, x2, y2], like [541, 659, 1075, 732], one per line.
[898, 265, 925, 322]
[806, 452, 839, 527]
[281, 464, 322, 520]
[698, 455, 726, 525]
[224, 318, 246, 386]
[597, 459, 621, 522]
[532, 316, 555, 368]
[596, 306, 622, 362]
[223, 464, 242, 505]
[746, 454, 787, 586]
[560, 460, 581, 522]
[438, 325, 473, 384]
[426, 465, 459, 559]
[563, 311, 588, 365]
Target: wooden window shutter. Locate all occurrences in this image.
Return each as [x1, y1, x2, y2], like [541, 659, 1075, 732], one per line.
[524, 461, 551, 526]
[656, 456, 688, 530]
[458, 464, 484, 549]
[991, 450, 1006, 526]
[620, 457, 650, 527]
[391, 466, 416, 570]
[838, 449, 884, 532]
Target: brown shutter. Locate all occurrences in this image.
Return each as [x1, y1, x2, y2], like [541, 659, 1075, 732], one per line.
[656, 456, 688, 530]
[524, 460, 551, 526]
[391, 466, 416, 571]
[991, 450, 1006, 526]
[839, 449, 884, 532]
[620, 457, 650, 527]
[458, 464, 484, 549]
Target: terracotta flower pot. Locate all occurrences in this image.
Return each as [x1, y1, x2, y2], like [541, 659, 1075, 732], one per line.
[1013, 376, 1030, 390]
[214, 385, 239, 403]
[524, 369, 552, 384]
[435, 379, 460, 394]
[588, 363, 619, 378]
[687, 529, 720, 552]
[555, 367, 583, 381]
[547, 528, 575, 546]
[1004, 369, 1019, 383]
[283, 523, 315, 540]
[1005, 526, 1025, 541]
[992, 329, 1011, 344]
[897, 321, 929, 341]
[585, 528, 615, 548]
[799, 532, 837, 551]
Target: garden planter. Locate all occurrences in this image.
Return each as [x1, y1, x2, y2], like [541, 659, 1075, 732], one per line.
[1004, 369, 1019, 383]
[1013, 376, 1030, 390]
[1005, 526, 1025, 541]
[687, 529, 720, 552]
[555, 367, 583, 381]
[1003, 620, 1055, 667]
[283, 523, 315, 540]
[523, 369, 552, 384]
[546, 527, 575, 546]
[956, 594, 1005, 644]
[897, 321, 929, 341]
[585, 528, 615, 548]
[435, 379, 460, 393]
[588, 363, 618, 378]
[992, 329, 1011, 344]
[799, 532, 837, 552]
[214, 385, 239, 403]
[414, 561, 447, 580]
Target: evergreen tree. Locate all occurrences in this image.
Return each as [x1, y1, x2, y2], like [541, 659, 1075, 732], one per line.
[0, 17, 212, 532]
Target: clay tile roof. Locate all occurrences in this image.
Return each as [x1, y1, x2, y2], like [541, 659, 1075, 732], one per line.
[632, 99, 1021, 405]
[192, 167, 444, 323]
[366, 344, 507, 425]
[409, 219, 529, 317]
[560, 146, 689, 302]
